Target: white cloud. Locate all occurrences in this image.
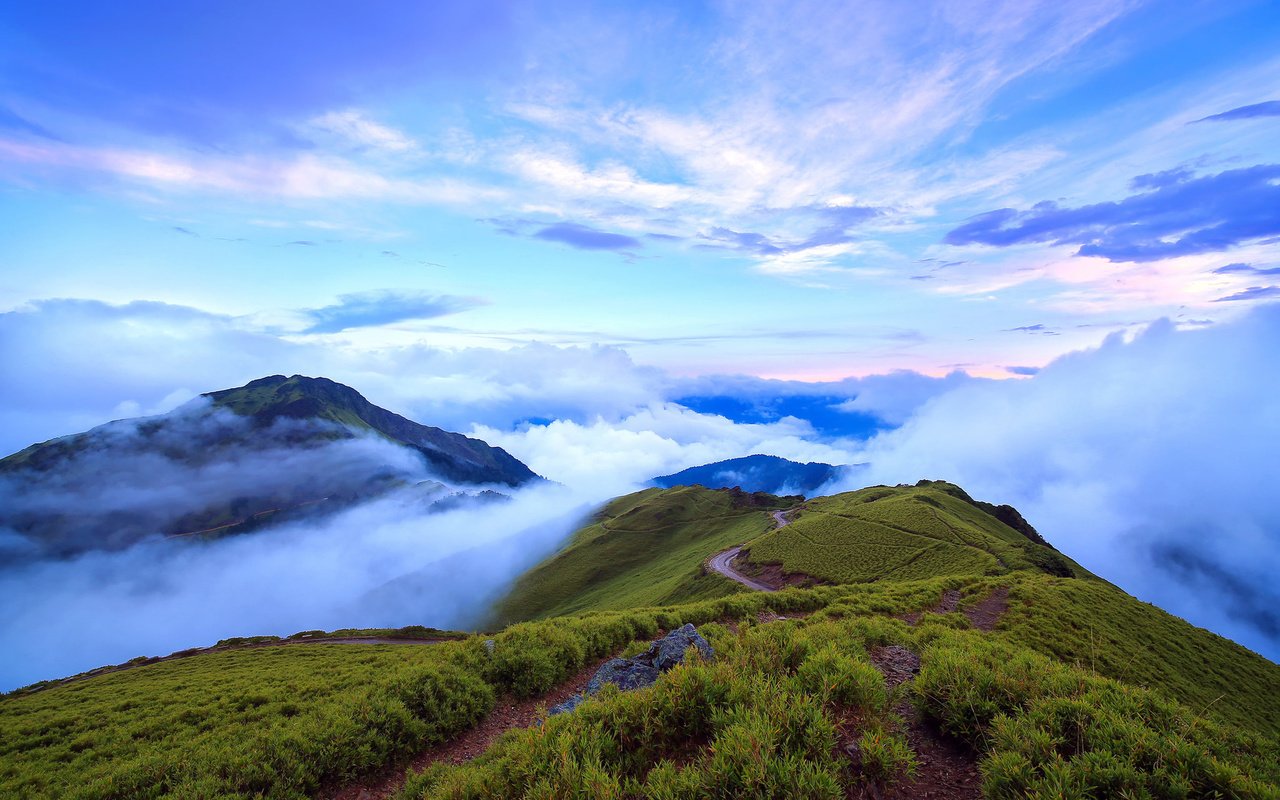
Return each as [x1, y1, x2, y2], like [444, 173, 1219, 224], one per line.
[834, 303, 1280, 659]
[474, 404, 859, 496]
[308, 109, 419, 153]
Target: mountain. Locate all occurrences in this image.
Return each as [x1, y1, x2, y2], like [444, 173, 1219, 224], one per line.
[488, 486, 804, 626]
[652, 453, 852, 495]
[3, 479, 1278, 799]
[491, 481, 1082, 629]
[201, 375, 537, 487]
[0, 375, 538, 557]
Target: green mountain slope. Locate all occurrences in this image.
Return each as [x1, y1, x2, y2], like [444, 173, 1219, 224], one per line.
[742, 480, 1090, 584]
[488, 486, 801, 626]
[3, 479, 1276, 799]
[3, 573, 1276, 799]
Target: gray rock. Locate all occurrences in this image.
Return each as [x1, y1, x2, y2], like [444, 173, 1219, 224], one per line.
[482, 639, 495, 657]
[548, 624, 713, 715]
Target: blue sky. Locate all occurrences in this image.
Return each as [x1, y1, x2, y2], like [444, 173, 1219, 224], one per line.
[2, 0, 1279, 382]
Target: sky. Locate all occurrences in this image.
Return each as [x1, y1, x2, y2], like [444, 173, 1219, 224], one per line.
[2, 2, 1280, 668]
[2, 0, 1278, 381]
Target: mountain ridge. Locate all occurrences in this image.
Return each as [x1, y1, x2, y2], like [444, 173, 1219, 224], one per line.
[0, 374, 538, 557]
[652, 453, 851, 495]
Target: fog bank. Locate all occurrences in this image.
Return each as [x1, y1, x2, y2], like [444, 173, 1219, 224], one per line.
[834, 305, 1280, 660]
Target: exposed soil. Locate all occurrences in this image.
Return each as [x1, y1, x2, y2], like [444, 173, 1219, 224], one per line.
[901, 585, 1009, 632]
[319, 653, 616, 800]
[963, 586, 1009, 632]
[869, 644, 921, 689]
[732, 553, 828, 589]
[902, 589, 961, 625]
[854, 644, 983, 800]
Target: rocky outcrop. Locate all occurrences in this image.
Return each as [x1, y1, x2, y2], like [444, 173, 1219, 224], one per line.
[549, 624, 713, 715]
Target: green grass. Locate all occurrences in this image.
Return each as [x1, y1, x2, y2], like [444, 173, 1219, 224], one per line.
[743, 482, 1090, 584]
[488, 486, 797, 626]
[397, 589, 1278, 799]
[994, 574, 1280, 734]
[4, 481, 1277, 798]
[2, 575, 1276, 799]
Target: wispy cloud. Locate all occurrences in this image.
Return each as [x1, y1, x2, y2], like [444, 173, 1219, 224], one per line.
[307, 109, 418, 153]
[946, 164, 1280, 262]
[533, 221, 642, 252]
[0, 138, 503, 204]
[301, 291, 486, 334]
[1214, 262, 1280, 276]
[1213, 286, 1280, 303]
[1193, 100, 1280, 123]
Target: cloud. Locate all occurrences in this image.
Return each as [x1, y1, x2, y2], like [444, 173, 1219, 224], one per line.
[308, 109, 417, 153]
[0, 299, 666, 455]
[0, 404, 427, 559]
[0, 106, 63, 141]
[1005, 324, 1060, 336]
[1214, 262, 1280, 276]
[0, 480, 591, 691]
[300, 291, 485, 334]
[1214, 286, 1280, 303]
[473, 403, 860, 497]
[532, 221, 642, 252]
[833, 305, 1280, 660]
[945, 164, 1280, 262]
[1194, 100, 1280, 123]
[1005, 365, 1040, 376]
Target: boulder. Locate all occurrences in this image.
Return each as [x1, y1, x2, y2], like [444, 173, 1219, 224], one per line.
[549, 624, 713, 715]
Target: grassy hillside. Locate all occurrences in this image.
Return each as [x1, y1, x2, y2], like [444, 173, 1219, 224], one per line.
[488, 486, 799, 626]
[4, 480, 1277, 798]
[743, 481, 1090, 583]
[3, 575, 1276, 799]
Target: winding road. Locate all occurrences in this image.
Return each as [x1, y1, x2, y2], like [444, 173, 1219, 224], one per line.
[706, 509, 794, 592]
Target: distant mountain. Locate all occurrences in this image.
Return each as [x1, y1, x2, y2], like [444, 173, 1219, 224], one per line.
[652, 454, 852, 495]
[0, 375, 538, 557]
[202, 375, 537, 487]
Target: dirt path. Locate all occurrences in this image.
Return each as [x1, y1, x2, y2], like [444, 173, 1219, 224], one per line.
[707, 546, 778, 592]
[963, 586, 1009, 632]
[902, 586, 1009, 632]
[862, 645, 983, 800]
[319, 653, 617, 800]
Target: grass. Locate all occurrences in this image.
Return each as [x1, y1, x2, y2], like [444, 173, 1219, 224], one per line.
[488, 486, 798, 626]
[994, 573, 1280, 734]
[4, 481, 1277, 798]
[397, 589, 1278, 799]
[4, 574, 1275, 798]
[743, 482, 1090, 584]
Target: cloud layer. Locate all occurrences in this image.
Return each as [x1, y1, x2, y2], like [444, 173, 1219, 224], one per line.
[946, 164, 1280, 262]
[838, 303, 1280, 659]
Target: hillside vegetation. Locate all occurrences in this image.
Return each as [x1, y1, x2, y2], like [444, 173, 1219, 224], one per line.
[743, 480, 1090, 583]
[3, 575, 1276, 799]
[489, 486, 800, 626]
[3, 480, 1277, 799]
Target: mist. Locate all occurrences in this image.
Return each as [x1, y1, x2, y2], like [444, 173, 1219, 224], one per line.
[0, 401, 428, 559]
[0, 481, 593, 691]
[831, 304, 1280, 661]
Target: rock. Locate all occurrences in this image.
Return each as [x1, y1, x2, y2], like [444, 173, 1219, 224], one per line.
[548, 624, 714, 715]
[482, 639, 495, 657]
[646, 623, 713, 671]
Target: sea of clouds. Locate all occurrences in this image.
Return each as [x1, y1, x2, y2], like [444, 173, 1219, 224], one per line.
[0, 298, 1276, 689]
